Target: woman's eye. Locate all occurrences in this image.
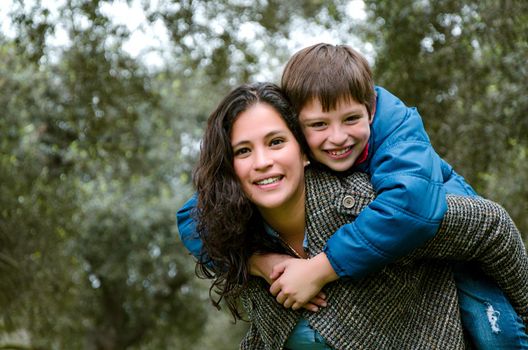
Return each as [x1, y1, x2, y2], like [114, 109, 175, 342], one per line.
[270, 138, 285, 147]
[234, 147, 250, 156]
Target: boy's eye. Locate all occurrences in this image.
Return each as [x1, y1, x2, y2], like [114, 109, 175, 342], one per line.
[309, 121, 326, 128]
[344, 115, 361, 123]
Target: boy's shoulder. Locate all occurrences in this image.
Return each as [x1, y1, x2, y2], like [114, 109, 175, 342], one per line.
[373, 86, 410, 124]
[371, 86, 426, 145]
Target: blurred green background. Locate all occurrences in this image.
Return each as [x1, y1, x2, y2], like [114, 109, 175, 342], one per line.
[1, 0, 526, 348]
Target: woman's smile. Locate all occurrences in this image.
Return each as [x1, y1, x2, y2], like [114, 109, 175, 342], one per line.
[254, 175, 284, 188]
[230, 102, 306, 212]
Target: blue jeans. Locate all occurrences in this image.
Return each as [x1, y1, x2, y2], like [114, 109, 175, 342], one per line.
[284, 318, 333, 350]
[284, 265, 527, 349]
[454, 263, 528, 349]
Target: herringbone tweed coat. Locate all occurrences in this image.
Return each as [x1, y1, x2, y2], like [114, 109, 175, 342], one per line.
[239, 169, 528, 350]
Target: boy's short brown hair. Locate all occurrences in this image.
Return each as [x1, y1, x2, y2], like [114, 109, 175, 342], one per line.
[281, 43, 376, 116]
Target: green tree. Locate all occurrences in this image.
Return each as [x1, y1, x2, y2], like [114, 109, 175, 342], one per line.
[7, 0, 524, 348]
[1, 0, 353, 348]
[2, 1, 208, 348]
[363, 0, 528, 237]
[0, 34, 76, 332]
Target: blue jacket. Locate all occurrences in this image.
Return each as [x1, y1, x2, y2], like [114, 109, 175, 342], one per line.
[322, 86, 476, 278]
[177, 193, 203, 263]
[176, 86, 477, 279]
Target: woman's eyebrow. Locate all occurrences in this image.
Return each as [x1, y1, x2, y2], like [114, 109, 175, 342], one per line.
[231, 130, 286, 148]
[264, 130, 286, 138]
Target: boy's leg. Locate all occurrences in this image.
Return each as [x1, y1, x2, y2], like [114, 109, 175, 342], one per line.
[284, 318, 333, 350]
[453, 263, 528, 349]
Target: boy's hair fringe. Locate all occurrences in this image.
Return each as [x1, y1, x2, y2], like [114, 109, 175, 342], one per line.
[282, 43, 376, 116]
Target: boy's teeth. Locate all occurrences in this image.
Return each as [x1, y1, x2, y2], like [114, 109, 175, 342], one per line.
[257, 176, 281, 185]
[329, 147, 350, 156]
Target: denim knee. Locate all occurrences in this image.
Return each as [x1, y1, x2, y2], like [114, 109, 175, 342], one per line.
[454, 263, 528, 349]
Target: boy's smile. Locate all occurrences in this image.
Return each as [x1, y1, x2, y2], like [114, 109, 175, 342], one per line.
[299, 98, 373, 172]
[326, 145, 353, 158]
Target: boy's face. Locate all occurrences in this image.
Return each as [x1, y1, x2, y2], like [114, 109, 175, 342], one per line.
[299, 98, 373, 172]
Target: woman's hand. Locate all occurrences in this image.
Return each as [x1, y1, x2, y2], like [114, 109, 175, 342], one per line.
[269, 252, 338, 311]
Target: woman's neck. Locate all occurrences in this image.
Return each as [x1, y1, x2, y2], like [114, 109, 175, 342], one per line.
[259, 187, 306, 253]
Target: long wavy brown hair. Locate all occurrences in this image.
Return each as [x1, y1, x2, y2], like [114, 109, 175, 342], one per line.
[192, 82, 309, 320]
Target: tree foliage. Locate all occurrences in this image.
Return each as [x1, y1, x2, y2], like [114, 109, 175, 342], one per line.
[1, 0, 208, 348]
[1, 0, 526, 348]
[363, 0, 528, 236]
[1, 0, 349, 348]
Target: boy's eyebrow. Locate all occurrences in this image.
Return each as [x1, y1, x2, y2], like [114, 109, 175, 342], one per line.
[300, 114, 326, 120]
[301, 106, 365, 119]
[231, 130, 286, 148]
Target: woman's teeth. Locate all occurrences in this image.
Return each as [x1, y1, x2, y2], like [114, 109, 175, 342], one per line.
[256, 176, 281, 185]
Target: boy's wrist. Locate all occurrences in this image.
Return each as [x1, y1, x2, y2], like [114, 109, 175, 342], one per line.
[248, 253, 267, 279]
[310, 252, 339, 286]
[249, 253, 291, 283]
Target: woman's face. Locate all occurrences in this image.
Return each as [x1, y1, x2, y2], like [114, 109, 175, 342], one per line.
[230, 102, 307, 212]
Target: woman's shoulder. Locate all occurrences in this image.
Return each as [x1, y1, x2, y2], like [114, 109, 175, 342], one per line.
[306, 165, 372, 188]
[305, 166, 376, 212]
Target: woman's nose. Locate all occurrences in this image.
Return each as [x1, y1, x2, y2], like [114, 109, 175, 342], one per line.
[253, 149, 273, 169]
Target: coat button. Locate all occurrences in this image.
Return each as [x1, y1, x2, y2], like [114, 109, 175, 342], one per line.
[342, 195, 355, 208]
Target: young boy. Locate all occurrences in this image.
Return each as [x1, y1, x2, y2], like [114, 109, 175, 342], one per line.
[177, 44, 527, 348]
[274, 43, 527, 348]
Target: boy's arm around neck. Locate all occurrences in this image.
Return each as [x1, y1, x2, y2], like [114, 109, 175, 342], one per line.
[324, 101, 449, 279]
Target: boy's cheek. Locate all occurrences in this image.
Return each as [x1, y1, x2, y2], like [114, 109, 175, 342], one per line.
[302, 129, 319, 146]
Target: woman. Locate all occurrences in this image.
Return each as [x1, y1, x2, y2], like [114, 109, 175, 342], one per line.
[178, 82, 528, 349]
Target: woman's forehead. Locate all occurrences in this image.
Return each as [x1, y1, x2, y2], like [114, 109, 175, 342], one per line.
[231, 104, 289, 138]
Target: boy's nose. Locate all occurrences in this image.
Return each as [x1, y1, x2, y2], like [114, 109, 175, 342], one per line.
[328, 126, 348, 145]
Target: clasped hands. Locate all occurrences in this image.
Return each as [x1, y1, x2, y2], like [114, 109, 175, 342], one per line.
[249, 252, 339, 312]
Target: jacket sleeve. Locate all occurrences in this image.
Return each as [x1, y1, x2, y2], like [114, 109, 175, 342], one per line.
[411, 195, 528, 324]
[176, 194, 207, 262]
[324, 103, 448, 279]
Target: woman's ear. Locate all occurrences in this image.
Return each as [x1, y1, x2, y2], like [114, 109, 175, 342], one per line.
[303, 155, 310, 167]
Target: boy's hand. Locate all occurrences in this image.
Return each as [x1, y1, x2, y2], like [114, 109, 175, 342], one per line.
[269, 252, 338, 311]
[302, 293, 327, 312]
[248, 252, 328, 312]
